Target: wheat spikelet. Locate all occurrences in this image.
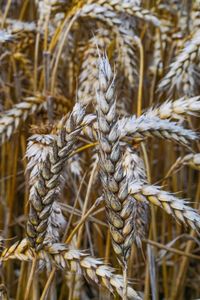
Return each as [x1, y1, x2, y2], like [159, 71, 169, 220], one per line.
[96, 55, 124, 260]
[149, 28, 163, 76]
[96, 55, 133, 263]
[128, 182, 200, 231]
[13, 52, 34, 87]
[51, 245, 142, 300]
[36, 0, 68, 22]
[81, 120, 98, 141]
[82, 111, 198, 146]
[0, 239, 142, 300]
[0, 96, 45, 144]
[158, 31, 200, 96]
[147, 96, 200, 120]
[118, 115, 198, 147]
[45, 201, 67, 244]
[2, 19, 37, 33]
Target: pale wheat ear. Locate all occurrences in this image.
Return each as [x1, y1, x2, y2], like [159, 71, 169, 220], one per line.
[158, 32, 200, 97]
[128, 182, 200, 231]
[0, 239, 142, 300]
[96, 55, 150, 298]
[26, 104, 91, 250]
[117, 115, 198, 148]
[146, 96, 200, 120]
[0, 96, 44, 145]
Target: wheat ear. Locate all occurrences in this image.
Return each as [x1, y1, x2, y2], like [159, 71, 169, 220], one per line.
[172, 153, 200, 172]
[128, 182, 200, 231]
[158, 31, 200, 96]
[147, 96, 200, 120]
[77, 29, 111, 106]
[118, 115, 198, 147]
[89, 0, 160, 27]
[122, 147, 150, 248]
[96, 55, 149, 269]
[26, 104, 93, 250]
[0, 239, 142, 300]
[0, 96, 45, 144]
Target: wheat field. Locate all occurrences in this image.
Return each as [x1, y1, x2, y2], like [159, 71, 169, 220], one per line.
[0, 0, 200, 299]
